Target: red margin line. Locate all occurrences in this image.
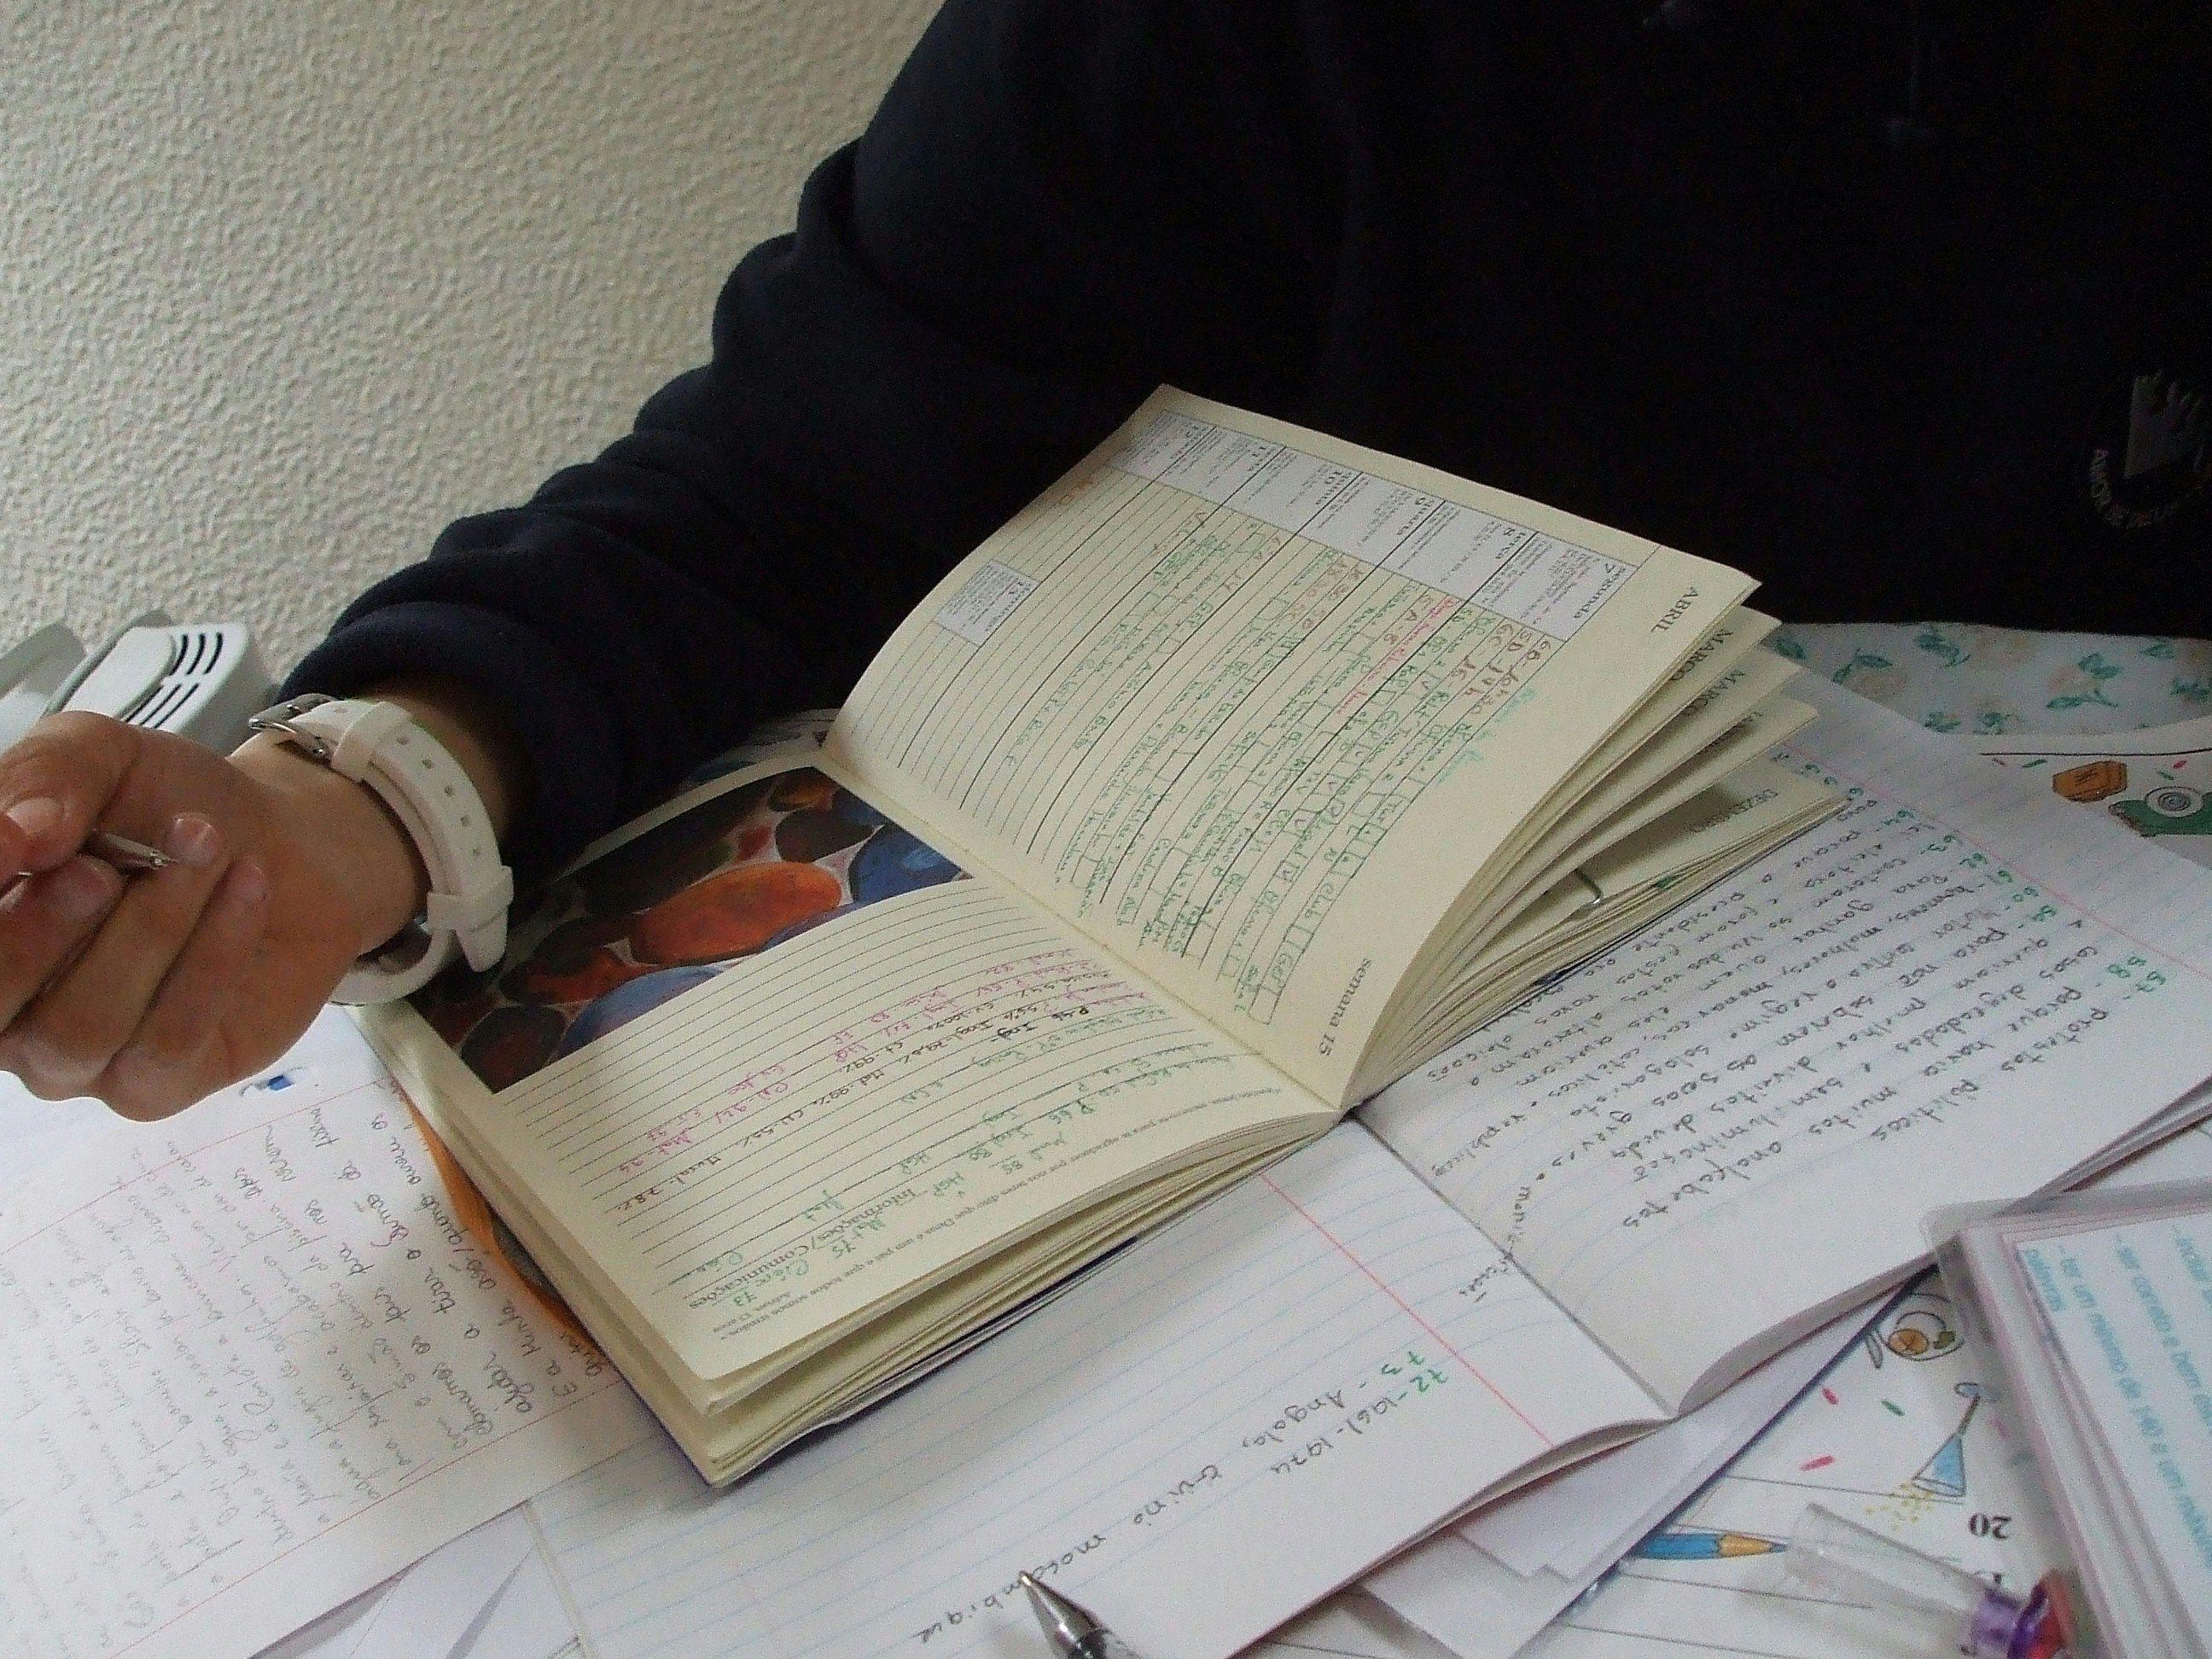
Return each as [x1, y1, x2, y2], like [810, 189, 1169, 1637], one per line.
[1260, 1172, 1552, 1447]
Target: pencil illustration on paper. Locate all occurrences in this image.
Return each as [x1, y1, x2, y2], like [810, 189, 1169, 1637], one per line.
[1630, 1527, 1785, 1562]
[1982, 714, 2212, 867]
[1907, 1382, 1984, 1500]
[1862, 1289, 1962, 1366]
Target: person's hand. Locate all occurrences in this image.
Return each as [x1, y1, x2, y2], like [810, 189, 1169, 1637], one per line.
[0, 712, 426, 1119]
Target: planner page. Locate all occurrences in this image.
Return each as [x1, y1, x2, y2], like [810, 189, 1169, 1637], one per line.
[829, 389, 1749, 1102]
[0, 1014, 649, 1659]
[370, 760, 1327, 1400]
[1364, 678, 2212, 1409]
[527, 1124, 1659, 1659]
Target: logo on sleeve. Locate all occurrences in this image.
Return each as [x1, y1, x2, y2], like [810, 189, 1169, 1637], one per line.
[2086, 369, 2209, 533]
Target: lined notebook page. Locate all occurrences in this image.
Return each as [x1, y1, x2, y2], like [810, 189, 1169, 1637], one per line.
[529, 1125, 1659, 1659]
[0, 1014, 648, 1659]
[830, 390, 1744, 1097]
[1365, 678, 2212, 1408]
[452, 880, 1316, 1387]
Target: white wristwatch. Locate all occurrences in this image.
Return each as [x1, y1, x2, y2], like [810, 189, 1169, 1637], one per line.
[249, 694, 513, 1003]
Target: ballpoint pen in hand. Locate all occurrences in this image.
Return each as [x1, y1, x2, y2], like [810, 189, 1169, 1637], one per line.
[1020, 1572, 1150, 1659]
[5, 831, 172, 884]
[85, 832, 174, 873]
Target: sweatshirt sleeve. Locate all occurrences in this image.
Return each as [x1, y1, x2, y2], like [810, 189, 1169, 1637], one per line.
[282, 0, 1338, 877]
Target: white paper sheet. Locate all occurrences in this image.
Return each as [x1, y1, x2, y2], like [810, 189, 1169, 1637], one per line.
[529, 1124, 1660, 1659]
[1364, 676, 2212, 1410]
[1359, 1308, 1864, 1656]
[0, 1013, 652, 1659]
[454, 1540, 579, 1659]
[1250, 1592, 1460, 1658]
[1522, 1124, 2212, 1657]
[251, 1506, 578, 1659]
[251, 1580, 397, 1659]
[321, 1509, 538, 1659]
[1460, 1314, 1857, 1580]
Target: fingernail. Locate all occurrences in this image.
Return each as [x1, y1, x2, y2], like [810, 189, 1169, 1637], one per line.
[47, 857, 120, 923]
[164, 812, 222, 868]
[229, 857, 269, 911]
[4, 797, 63, 849]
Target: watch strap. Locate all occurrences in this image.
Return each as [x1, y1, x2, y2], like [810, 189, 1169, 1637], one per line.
[251, 695, 512, 1002]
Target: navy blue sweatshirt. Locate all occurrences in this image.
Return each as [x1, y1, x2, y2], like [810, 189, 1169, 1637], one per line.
[288, 0, 2211, 876]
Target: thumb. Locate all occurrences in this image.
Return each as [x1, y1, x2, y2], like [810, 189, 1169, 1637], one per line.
[0, 712, 140, 876]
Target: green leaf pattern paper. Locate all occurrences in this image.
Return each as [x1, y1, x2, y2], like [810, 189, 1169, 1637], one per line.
[1773, 624, 2212, 737]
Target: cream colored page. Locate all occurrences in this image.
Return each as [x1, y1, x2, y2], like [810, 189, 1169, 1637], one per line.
[447, 876, 1316, 1388]
[1372, 760, 1836, 1083]
[1518, 614, 1783, 835]
[1390, 692, 1816, 1023]
[1397, 638, 1797, 987]
[1412, 755, 1831, 1017]
[831, 391, 1749, 1100]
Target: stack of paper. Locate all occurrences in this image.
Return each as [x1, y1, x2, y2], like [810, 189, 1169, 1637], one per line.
[258, 1511, 579, 1659]
[0, 1015, 649, 1659]
[523, 1122, 1646, 1658]
[15, 669, 2212, 1659]
[1359, 1312, 1871, 1656]
[1480, 1081, 2212, 1658]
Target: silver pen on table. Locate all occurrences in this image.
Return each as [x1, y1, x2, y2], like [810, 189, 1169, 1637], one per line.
[1019, 1573, 1149, 1659]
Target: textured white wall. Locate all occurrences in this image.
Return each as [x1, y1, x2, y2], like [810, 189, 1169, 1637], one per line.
[0, 0, 937, 674]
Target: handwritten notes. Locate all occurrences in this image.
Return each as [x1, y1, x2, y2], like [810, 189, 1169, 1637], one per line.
[0, 1014, 647, 1659]
[1365, 678, 2212, 1408]
[470, 880, 1315, 1386]
[529, 1125, 1656, 1659]
[853, 438, 1574, 1026]
[833, 390, 1743, 1086]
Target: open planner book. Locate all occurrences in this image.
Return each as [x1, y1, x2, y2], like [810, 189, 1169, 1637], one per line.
[361, 389, 1837, 1482]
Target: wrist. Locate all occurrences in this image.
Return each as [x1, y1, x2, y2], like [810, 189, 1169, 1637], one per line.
[240, 691, 516, 1001]
[234, 732, 428, 955]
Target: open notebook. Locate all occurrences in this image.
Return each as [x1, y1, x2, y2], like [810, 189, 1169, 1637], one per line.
[524, 684, 2212, 1659]
[359, 389, 1834, 1481]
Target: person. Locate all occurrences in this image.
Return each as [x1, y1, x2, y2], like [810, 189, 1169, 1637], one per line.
[1, 0, 2204, 1121]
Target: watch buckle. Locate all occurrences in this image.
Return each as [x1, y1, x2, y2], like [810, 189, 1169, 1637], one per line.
[247, 693, 338, 761]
